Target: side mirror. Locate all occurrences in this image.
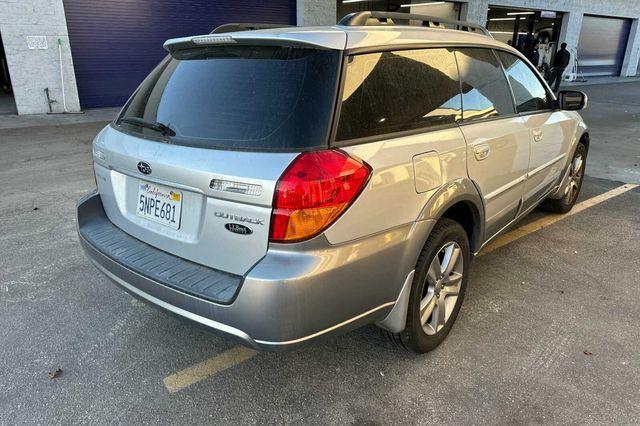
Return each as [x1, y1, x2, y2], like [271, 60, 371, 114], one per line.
[557, 90, 587, 111]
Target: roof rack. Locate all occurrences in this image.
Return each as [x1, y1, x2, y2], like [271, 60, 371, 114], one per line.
[338, 11, 492, 38]
[211, 23, 292, 34]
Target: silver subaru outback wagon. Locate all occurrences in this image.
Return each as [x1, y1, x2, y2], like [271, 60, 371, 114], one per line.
[77, 12, 589, 353]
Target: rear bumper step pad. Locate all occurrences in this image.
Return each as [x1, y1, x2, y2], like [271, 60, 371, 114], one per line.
[76, 192, 242, 304]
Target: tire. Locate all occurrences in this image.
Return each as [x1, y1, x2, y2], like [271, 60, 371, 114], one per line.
[384, 218, 471, 354]
[540, 143, 587, 214]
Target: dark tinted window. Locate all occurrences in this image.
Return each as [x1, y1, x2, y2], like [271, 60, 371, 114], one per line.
[455, 48, 515, 121]
[336, 48, 462, 141]
[116, 46, 340, 150]
[496, 51, 553, 113]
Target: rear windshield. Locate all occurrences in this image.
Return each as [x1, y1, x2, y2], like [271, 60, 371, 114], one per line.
[115, 46, 340, 151]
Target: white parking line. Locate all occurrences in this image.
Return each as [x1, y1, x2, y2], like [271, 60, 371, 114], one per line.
[162, 183, 637, 393]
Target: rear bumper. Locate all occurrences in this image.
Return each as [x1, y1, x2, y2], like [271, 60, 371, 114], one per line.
[77, 191, 430, 350]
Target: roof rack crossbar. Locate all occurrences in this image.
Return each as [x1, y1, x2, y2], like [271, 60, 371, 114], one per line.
[338, 11, 492, 38]
[211, 23, 292, 34]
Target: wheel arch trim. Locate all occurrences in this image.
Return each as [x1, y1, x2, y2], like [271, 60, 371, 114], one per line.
[417, 177, 485, 253]
[548, 127, 589, 200]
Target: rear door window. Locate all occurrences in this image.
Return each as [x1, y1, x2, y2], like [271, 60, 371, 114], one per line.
[495, 51, 554, 113]
[115, 46, 340, 151]
[335, 48, 462, 141]
[454, 48, 515, 121]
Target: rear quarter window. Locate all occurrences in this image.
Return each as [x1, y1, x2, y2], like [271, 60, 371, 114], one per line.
[335, 48, 462, 141]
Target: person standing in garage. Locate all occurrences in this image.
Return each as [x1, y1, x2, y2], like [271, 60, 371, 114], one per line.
[548, 42, 571, 92]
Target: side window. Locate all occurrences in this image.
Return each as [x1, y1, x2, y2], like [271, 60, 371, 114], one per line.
[454, 48, 515, 122]
[336, 48, 462, 141]
[496, 51, 553, 113]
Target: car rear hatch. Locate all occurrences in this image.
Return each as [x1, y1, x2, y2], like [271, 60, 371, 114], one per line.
[92, 43, 341, 277]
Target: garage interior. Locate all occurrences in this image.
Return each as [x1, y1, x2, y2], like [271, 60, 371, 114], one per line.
[486, 7, 562, 71]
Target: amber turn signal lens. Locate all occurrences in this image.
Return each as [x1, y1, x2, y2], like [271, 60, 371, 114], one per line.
[269, 150, 371, 243]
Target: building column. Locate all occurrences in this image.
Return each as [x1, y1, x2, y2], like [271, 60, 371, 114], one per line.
[621, 19, 640, 77]
[557, 11, 582, 54]
[0, 0, 81, 114]
[557, 11, 583, 81]
[459, 0, 489, 26]
[297, 0, 337, 26]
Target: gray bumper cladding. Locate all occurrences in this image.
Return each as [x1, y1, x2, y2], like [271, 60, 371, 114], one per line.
[76, 191, 426, 350]
[76, 192, 242, 304]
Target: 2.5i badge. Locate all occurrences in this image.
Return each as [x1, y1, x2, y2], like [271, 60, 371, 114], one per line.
[225, 223, 253, 235]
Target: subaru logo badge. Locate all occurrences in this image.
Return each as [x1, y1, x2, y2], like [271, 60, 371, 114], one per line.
[137, 161, 152, 175]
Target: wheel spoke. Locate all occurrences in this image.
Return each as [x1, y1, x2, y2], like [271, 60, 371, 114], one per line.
[442, 273, 462, 296]
[427, 256, 442, 283]
[433, 300, 446, 330]
[572, 155, 583, 176]
[420, 294, 436, 325]
[442, 245, 461, 277]
[565, 178, 578, 200]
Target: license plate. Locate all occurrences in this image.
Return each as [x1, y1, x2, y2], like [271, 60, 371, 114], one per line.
[136, 181, 182, 229]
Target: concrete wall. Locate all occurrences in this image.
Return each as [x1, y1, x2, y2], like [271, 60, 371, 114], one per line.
[0, 0, 80, 114]
[297, 0, 336, 26]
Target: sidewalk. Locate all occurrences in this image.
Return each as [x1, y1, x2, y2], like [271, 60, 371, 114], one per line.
[0, 107, 120, 130]
[563, 75, 640, 88]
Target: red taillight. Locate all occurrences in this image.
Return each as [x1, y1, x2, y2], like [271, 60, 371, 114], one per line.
[270, 150, 371, 243]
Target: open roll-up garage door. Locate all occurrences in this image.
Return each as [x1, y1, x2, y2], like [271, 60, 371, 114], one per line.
[63, 0, 296, 109]
[577, 15, 631, 77]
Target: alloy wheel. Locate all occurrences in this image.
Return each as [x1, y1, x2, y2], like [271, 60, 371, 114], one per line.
[420, 241, 464, 335]
[564, 153, 584, 202]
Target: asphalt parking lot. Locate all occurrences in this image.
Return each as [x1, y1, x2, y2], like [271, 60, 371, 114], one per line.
[1, 81, 640, 424]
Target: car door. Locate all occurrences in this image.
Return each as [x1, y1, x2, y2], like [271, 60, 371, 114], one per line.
[455, 48, 531, 239]
[495, 50, 574, 211]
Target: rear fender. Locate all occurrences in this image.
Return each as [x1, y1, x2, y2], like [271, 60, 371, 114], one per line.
[417, 177, 485, 253]
[377, 178, 484, 333]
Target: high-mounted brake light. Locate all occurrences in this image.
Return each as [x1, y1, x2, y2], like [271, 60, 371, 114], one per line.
[191, 35, 236, 45]
[269, 150, 371, 243]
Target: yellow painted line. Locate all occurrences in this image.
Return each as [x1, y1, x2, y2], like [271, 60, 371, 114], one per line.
[480, 183, 638, 255]
[163, 346, 257, 393]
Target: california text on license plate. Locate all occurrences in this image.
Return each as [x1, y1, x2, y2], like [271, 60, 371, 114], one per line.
[136, 181, 182, 229]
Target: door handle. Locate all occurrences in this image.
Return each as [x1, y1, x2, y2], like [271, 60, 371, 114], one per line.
[532, 129, 543, 142]
[474, 144, 491, 161]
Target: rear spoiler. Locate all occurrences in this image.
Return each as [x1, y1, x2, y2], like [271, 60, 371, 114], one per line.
[163, 31, 346, 54]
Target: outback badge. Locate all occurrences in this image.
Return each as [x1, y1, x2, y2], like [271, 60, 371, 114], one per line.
[225, 223, 253, 235]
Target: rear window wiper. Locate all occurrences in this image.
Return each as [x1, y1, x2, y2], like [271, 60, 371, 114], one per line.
[118, 117, 176, 137]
